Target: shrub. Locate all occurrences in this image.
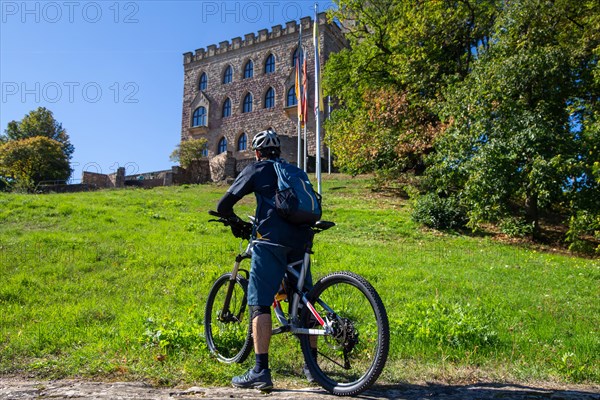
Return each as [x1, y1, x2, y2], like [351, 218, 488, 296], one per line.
[566, 211, 600, 254]
[412, 192, 468, 230]
[499, 217, 534, 238]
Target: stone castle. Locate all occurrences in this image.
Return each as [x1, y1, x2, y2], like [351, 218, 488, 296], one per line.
[181, 12, 347, 176]
[78, 13, 347, 190]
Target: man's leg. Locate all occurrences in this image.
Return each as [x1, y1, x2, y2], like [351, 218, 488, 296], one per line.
[232, 243, 287, 390]
[231, 306, 274, 390]
[252, 307, 272, 371]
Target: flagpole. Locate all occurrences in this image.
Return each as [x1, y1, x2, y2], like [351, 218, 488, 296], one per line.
[303, 124, 308, 173]
[327, 95, 331, 175]
[314, 3, 322, 194]
[296, 24, 303, 169]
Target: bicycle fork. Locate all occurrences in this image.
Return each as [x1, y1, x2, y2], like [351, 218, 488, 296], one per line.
[219, 253, 249, 323]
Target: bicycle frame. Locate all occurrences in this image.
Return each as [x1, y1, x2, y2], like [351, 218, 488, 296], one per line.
[221, 239, 332, 337]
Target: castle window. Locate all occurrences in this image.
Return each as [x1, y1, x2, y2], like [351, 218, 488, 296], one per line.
[201, 143, 208, 157]
[222, 98, 231, 118]
[199, 72, 207, 91]
[223, 65, 233, 84]
[287, 86, 297, 107]
[243, 93, 253, 113]
[192, 106, 207, 127]
[264, 87, 275, 109]
[237, 133, 247, 151]
[217, 137, 227, 154]
[265, 54, 275, 74]
[244, 60, 254, 79]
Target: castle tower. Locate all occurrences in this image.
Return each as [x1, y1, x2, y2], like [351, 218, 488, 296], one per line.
[181, 13, 347, 173]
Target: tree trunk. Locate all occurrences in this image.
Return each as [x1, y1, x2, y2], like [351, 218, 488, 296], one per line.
[525, 191, 541, 240]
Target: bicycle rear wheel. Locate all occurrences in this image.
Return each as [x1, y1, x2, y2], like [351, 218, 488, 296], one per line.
[299, 271, 389, 396]
[204, 273, 252, 363]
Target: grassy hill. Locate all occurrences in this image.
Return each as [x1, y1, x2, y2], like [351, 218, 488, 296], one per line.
[0, 175, 598, 386]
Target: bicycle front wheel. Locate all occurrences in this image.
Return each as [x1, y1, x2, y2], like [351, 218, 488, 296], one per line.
[204, 273, 252, 363]
[299, 271, 389, 396]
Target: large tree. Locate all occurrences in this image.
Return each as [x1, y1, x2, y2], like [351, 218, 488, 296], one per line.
[324, 0, 499, 175]
[2, 107, 74, 159]
[428, 0, 600, 239]
[1, 108, 74, 189]
[0, 136, 71, 188]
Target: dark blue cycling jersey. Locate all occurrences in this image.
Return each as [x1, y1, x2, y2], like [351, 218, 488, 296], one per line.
[219, 159, 313, 249]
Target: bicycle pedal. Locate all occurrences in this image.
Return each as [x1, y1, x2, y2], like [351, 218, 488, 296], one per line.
[272, 326, 290, 335]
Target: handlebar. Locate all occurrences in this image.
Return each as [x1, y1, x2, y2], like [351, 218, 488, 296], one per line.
[208, 210, 253, 239]
[208, 210, 335, 236]
[208, 210, 230, 224]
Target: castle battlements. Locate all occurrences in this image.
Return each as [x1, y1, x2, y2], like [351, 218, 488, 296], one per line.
[183, 13, 331, 65]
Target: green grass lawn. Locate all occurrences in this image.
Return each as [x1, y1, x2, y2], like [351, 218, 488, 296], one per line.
[0, 175, 598, 387]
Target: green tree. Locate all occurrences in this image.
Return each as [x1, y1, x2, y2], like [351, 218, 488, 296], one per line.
[2, 107, 74, 159]
[170, 138, 208, 168]
[1, 108, 74, 190]
[428, 0, 600, 240]
[324, 0, 499, 175]
[0, 136, 71, 189]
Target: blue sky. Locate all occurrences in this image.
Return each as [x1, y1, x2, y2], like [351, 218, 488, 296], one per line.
[0, 0, 335, 180]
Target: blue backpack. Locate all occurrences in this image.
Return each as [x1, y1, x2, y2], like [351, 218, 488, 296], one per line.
[269, 160, 322, 226]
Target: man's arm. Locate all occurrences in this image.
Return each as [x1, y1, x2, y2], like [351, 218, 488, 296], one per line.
[216, 192, 241, 218]
[216, 162, 256, 218]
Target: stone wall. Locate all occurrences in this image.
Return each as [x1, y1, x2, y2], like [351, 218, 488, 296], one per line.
[82, 168, 125, 188]
[209, 152, 237, 182]
[80, 161, 218, 190]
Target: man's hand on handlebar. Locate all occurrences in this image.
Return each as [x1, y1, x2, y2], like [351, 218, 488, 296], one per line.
[208, 210, 252, 239]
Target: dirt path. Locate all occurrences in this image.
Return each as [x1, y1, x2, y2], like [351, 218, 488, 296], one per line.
[1, 377, 599, 400]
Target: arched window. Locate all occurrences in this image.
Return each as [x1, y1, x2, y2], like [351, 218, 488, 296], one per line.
[237, 133, 247, 151]
[217, 137, 227, 154]
[198, 72, 207, 91]
[264, 87, 275, 109]
[222, 98, 231, 118]
[223, 65, 233, 84]
[243, 93, 253, 113]
[265, 54, 275, 74]
[287, 86, 297, 107]
[244, 60, 254, 79]
[192, 106, 206, 127]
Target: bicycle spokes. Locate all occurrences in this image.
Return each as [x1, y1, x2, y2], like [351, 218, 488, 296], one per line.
[204, 274, 253, 364]
[299, 272, 389, 396]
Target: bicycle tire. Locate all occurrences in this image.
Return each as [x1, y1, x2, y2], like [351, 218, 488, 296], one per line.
[204, 273, 253, 364]
[299, 271, 389, 396]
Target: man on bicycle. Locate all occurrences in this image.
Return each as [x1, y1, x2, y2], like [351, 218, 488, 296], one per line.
[216, 129, 314, 390]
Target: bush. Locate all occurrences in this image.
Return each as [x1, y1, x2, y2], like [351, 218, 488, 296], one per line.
[566, 211, 600, 254]
[0, 177, 9, 192]
[412, 192, 468, 230]
[499, 217, 534, 238]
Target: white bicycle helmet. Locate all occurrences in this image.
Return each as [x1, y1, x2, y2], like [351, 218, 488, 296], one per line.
[251, 129, 281, 150]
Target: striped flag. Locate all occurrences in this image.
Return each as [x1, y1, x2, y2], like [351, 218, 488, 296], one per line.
[295, 26, 305, 127]
[302, 55, 308, 124]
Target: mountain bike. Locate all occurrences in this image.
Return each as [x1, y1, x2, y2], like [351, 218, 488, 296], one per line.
[204, 210, 389, 396]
